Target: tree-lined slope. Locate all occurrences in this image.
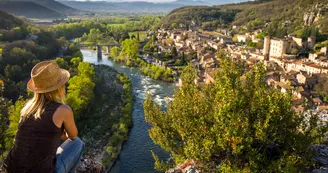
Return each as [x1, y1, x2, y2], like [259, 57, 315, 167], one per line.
[0, 2, 64, 18]
[160, 0, 328, 35]
[10, 0, 77, 15]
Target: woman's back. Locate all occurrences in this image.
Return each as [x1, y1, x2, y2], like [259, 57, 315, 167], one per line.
[5, 101, 63, 173]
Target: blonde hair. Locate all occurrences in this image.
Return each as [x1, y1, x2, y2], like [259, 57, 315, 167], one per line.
[21, 86, 66, 119]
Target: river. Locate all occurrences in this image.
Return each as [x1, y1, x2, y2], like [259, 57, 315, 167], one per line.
[82, 49, 176, 173]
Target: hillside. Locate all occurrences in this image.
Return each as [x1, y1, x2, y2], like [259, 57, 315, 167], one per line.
[0, 10, 24, 29]
[58, 0, 247, 14]
[10, 0, 77, 15]
[160, 6, 240, 29]
[0, 1, 64, 18]
[60, 1, 184, 13]
[160, 0, 328, 35]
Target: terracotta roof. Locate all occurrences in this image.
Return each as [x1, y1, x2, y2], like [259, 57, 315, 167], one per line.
[277, 82, 290, 89]
[313, 98, 323, 103]
[306, 63, 322, 69]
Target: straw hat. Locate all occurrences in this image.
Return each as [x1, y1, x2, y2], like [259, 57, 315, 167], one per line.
[27, 61, 70, 93]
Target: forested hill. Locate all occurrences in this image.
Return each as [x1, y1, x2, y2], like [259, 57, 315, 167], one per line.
[160, 0, 328, 35]
[0, 10, 24, 29]
[160, 6, 239, 29]
[0, 1, 65, 18]
[10, 0, 77, 15]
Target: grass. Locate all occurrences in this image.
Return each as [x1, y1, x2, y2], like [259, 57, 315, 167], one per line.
[128, 31, 147, 41]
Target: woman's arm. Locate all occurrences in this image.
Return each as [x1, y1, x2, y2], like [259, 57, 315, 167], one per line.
[53, 105, 78, 140]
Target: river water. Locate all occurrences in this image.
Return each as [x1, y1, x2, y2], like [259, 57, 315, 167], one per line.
[82, 49, 176, 173]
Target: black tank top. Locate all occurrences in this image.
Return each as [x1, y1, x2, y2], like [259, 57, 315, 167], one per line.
[4, 101, 63, 173]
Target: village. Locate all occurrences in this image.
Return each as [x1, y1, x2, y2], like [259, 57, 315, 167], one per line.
[140, 25, 328, 112]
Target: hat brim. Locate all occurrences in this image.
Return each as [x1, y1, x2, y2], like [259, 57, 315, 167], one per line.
[27, 69, 70, 94]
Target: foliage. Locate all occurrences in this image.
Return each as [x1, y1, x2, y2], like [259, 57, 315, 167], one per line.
[151, 151, 171, 172]
[0, 29, 64, 99]
[144, 55, 327, 172]
[121, 38, 139, 59]
[160, 6, 239, 30]
[54, 15, 160, 40]
[54, 57, 69, 69]
[5, 98, 25, 150]
[256, 32, 265, 40]
[0, 98, 12, 156]
[314, 40, 328, 51]
[66, 62, 96, 120]
[314, 75, 328, 101]
[0, 11, 24, 30]
[102, 73, 133, 167]
[294, 27, 324, 41]
[140, 64, 175, 82]
[246, 41, 257, 48]
[109, 46, 121, 59]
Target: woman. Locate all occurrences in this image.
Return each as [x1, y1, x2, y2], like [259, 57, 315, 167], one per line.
[4, 61, 84, 173]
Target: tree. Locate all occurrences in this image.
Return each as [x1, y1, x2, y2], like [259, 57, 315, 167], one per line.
[144, 55, 327, 172]
[171, 47, 178, 57]
[70, 57, 82, 68]
[5, 98, 25, 150]
[314, 75, 328, 101]
[66, 62, 95, 119]
[4, 65, 23, 82]
[121, 39, 139, 59]
[137, 32, 140, 41]
[171, 23, 177, 29]
[110, 46, 121, 59]
[152, 35, 156, 43]
[54, 57, 69, 70]
[0, 98, 12, 155]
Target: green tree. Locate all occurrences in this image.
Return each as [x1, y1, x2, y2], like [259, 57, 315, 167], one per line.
[54, 57, 69, 70]
[70, 57, 82, 68]
[0, 98, 11, 156]
[171, 23, 178, 29]
[110, 46, 121, 59]
[137, 32, 140, 41]
[5, 98, 25, 150]
[171, 47, 178, 57]
[66, 62, 95, 119]
[144, 55, 327, 172]
[121, 39, 139, 59]
[4, 65, 23, 82]
[314, 75, 328, 101]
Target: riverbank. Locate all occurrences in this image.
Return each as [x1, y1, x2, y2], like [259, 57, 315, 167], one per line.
[107, 53, 175, 83]
[76, 65, 133, 172]
[82, 49, 175, 173]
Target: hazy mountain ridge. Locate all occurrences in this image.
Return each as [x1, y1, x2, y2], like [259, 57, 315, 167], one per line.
[0, 1, 65, 18]
[9, 0, 78, 15]
[58, 0, 248, 14]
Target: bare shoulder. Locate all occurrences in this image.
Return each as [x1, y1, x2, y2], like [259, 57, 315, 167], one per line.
[56, 104, 73, 116]
[52, 104, 73, 128]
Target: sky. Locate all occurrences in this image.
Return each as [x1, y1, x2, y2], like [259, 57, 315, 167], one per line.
[98, 0, 176, 2]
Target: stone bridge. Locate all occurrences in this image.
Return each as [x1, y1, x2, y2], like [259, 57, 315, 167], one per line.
[77, 42, 121, 58]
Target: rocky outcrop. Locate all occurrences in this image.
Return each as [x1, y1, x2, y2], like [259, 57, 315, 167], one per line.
[166, 159, 200, 173]
[310, 145, 328, 173]
[303, 3, 328, 26]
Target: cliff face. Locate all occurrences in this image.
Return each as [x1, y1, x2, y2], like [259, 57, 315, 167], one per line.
[303, 3, 328, 26]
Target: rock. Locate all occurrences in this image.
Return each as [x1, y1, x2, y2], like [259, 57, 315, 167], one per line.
[313, 168, 328, 173]
[310, 145, 328, 173]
